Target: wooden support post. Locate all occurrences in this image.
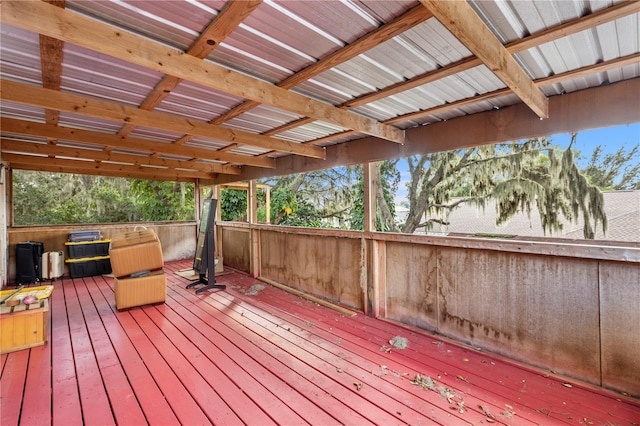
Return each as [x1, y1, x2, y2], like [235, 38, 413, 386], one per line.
[213, 185, 222, 270]
[363, 162, 376, 233]
[372, 239, 387, 319]
[265, 186, 271, 224]
[248, 180, 261, 277]
[362, 162, 384, 316]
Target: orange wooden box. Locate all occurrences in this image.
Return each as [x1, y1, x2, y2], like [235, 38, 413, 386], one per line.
[0, 299, 49, 354]
[114, 271, 167, 310]
[110, 241, 163, 278]
[110, 228, 157, 249]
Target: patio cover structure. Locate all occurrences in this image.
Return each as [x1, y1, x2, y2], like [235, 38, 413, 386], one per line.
[1, 0, 640, 420]
[0, 0, 638, 181]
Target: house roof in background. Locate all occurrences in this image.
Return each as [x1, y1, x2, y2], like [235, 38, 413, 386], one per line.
[414, 190, 640, 243]
[1, 0, 639, 182]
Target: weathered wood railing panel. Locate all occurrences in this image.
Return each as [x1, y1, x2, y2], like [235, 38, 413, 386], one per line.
[260, 229, 364, 310]
[219, 222, 640, 397]
[7, 222, 196, 279]
[221, 227, 250, 272]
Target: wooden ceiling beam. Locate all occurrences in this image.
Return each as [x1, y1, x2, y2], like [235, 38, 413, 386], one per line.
[419, 0, 548, 119]
[206, 79, 640, 185]
[346, 0, 639, 110]
[214, 4, 433, 125]
[1, 139, 241, 175]
[0, 79, 325, 160]
[3, 153, 211, 181]
[239, 0, 638, 144]
[292, 53, 640, 145]
[119, 0, 262, 137]
[386, 53, 640, 125]
[39, 0, 65, 128]
[1, 0, 404, 144]
[1, 118, 273, 169]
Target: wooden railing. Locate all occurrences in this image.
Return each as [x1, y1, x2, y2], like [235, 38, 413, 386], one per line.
[220, 221, 640, 398]
[6, 222, 197, 280]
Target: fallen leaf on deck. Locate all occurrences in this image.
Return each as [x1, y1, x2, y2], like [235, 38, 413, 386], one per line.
[456, 375, 469, 383]
[478, 405, 495, 419]
[412, 374, 437, 391]
[438, 386, 456, 403]
[353, 382, 362, 391]
[500, 409, 515, 418]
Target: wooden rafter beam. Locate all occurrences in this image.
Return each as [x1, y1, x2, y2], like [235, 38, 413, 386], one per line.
[39, 0, 65, 128]
[119, 0, 262, 137]
[303, 53, 640, 144]
[419, 0, 548, 118]
[345, 0, 640, 110]
[385, 53, 640, 125]
[1, 118, 274, 169]
[0, 0, 404, 144]
[0, 79, 325, 160]
[242, 0, 640, 149]
[2, 153, 211, 181]
[1, 139, 241, 175]
[213, 4, 433, 125]
[207, 79, 640, 185]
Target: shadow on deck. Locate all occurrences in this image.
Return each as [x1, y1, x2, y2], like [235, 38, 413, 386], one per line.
[1, 259, 638, 425]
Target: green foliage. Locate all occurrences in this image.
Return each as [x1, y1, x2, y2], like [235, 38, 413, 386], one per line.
[130, 179, 194, 221]
[220, 188, 247, 221]
[350, 161, 399, 231]
[580, 143, 640, 190]
[396, 137, 607, 239]
[12, 171, 194, 225]
[260, 167, 358, 229]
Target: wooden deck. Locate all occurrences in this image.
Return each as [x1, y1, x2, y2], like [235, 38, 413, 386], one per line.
[1, 259, 638, 425]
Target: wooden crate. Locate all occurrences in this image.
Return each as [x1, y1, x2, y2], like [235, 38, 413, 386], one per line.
[0, 299, 49, 354]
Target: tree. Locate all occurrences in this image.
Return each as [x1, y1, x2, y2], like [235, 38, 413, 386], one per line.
[385, 137, 607, 239]
[260, 167, 359, 229]
[580, 142, 640, 190]
[350, 161, 400, 232]
[130, 180, 194, 221]
[12, 171, 195, 224]
[220, 188, 247, 221]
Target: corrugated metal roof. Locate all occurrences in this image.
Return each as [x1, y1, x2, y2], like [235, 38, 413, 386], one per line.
[1, 0, 638, 181]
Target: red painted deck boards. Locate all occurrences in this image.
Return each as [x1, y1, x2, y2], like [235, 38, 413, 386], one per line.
[1, 259, 638, 425]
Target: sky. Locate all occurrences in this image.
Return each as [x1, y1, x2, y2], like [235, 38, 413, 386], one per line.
[394, 123, 640, 206]
[550, 122, 640, 167]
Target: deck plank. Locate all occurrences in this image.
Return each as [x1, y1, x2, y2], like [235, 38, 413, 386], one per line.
[65, 278, 116, 425]
[146, 303, 309, 425]
[50, 277, 83, 425]
[202, 290, 466, 425]
[165, 284, 378, 424]
[225, 275, 559, 424]
[214, 279, 527, 425]
[128, 307, 251, 425]
[0, 349, 28, 425]
[85, 275, 182, 425]
[165, 286, 341, 425]
[76, 276, 148, 425]
[1, 259, 638, 425]
[223, 270, 640, 425]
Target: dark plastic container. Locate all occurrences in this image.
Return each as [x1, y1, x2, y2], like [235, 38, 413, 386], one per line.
[65, 240, 111, 259]
[66, 256, 112, 278]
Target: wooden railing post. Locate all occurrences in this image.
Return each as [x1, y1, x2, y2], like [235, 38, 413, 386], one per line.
[248, 180, 261, 277]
